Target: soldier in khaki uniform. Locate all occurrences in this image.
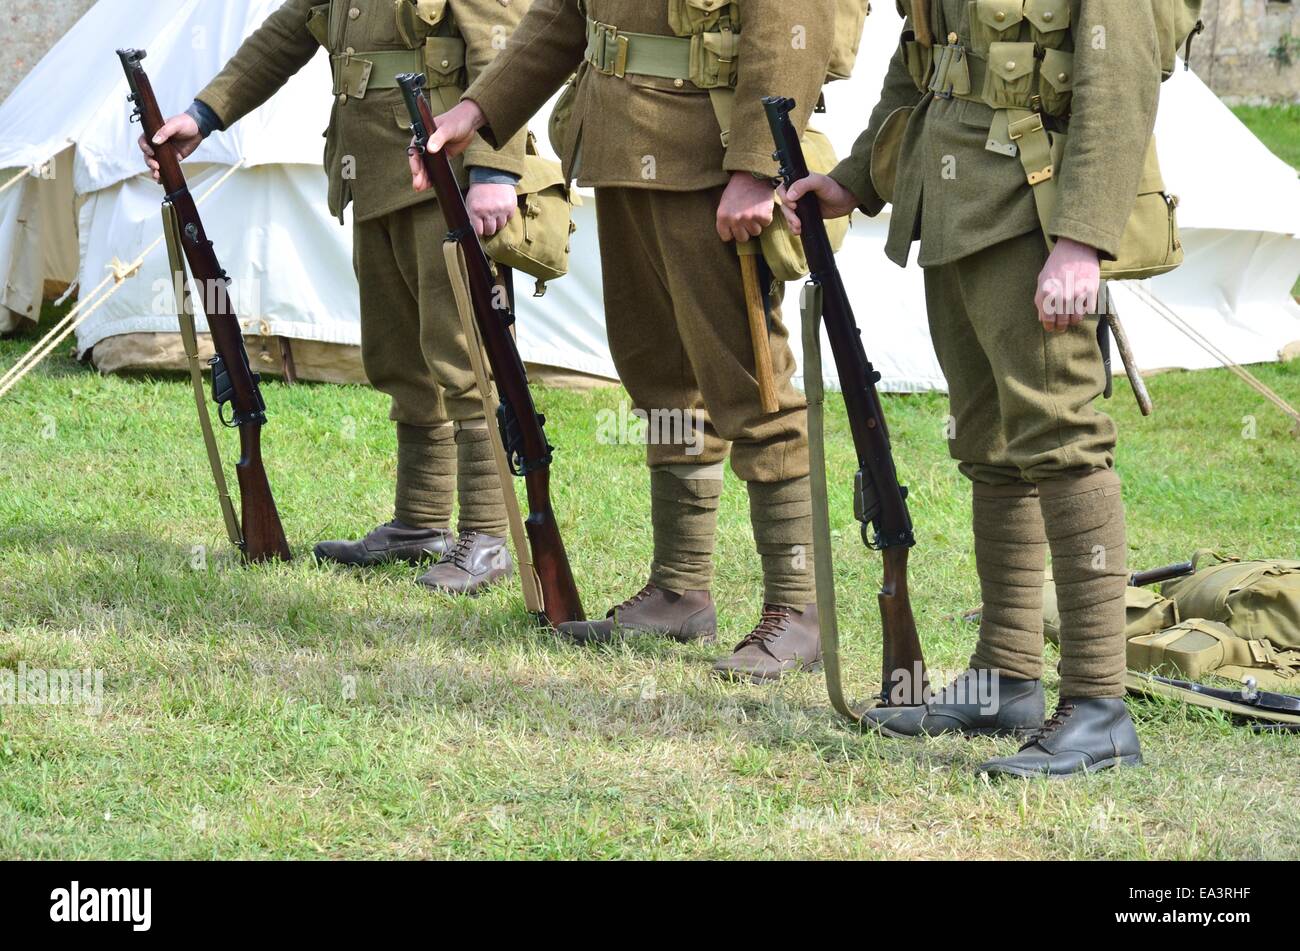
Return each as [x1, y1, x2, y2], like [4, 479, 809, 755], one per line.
[140, 0, 530, 595]
[790, 0, 1164, 775]
[413, 0, 837, 681]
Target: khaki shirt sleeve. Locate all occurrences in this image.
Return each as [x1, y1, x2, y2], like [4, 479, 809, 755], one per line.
[454, 0, 532, 176]
[196, 0, 321, 130]
[828, 28, 922, 217]
[463, 0, 587, 149]
[1049, 0, 1161, 259]
[723, 0, 836, 179]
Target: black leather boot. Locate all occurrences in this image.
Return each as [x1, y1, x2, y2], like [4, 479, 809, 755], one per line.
[865, 668, 1045, 738]
[978, 698, 1144, 778]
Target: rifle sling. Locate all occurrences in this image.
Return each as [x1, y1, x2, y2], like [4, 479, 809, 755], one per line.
[442, 239, 545, 616]
[801, 281, 870, 725]
[163, 202, 243, 550]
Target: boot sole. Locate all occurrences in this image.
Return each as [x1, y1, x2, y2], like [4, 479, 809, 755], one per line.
[713, 659, 823, 686]
[874, 722, 1035, 740]
[313, 546, 444, 568]
[561, 627, 717, 647]
[980, 752, 1145, 779]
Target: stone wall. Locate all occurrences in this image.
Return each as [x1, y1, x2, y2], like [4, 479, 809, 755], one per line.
[1, 0, 99, 103]
[1194, 0, 1300, 103]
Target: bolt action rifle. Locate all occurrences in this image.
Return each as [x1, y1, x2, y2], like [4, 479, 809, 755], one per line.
[764, 96, 927, 716]
[119, 49, 291, 564]
[398, 72, 583, 628]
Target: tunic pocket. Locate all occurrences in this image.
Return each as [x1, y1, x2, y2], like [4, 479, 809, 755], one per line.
[983, 41, 1036, 109]
[969, 0, 1026, 55]
[1023, 0, 1071, 50]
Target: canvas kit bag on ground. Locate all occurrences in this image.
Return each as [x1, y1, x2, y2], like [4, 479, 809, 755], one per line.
[1042, 550, 1300, 693]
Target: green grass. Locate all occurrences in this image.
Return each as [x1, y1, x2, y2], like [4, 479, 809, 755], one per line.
[1233, 103, 1300, 172]
[1, 303, 1299, 860]
[1231, 103, 1300, 298]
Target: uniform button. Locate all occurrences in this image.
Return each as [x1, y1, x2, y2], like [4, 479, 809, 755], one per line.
[948, 32, 958, 45]
[441, 59, 450, 67]
[673, 78, 684, 87]
[348, 7, 360, 19]
[1059, 72, 1069, 82]
[1043, 10, 1055, 21]
[337, 93, 348, 104]
[1006, 60, 1017, 71]
[995, 11, 1006, 21]
[345, 47, 355, 55]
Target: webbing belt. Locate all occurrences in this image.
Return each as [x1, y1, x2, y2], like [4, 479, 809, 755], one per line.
[583, 18, 694, 81]
[332, 48, 426, 98]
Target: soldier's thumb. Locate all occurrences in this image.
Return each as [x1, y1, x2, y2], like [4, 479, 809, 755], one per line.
[152, 116, 185, 146]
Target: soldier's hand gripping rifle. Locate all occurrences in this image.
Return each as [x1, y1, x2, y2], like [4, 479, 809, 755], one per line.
[119, 49, 291, 564]
[764, 96, 927, 714]
[398, 72, 584, 629]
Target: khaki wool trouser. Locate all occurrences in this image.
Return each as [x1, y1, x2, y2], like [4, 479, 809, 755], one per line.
[923, 229, 1116, 485]
[594, 187, 816, 607]
[352, 198, 484, 427]
[594, 186, 810, 483]
[925, 229, 1128, 699]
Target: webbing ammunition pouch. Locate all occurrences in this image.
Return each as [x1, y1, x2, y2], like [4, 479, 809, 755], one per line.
[483, 135, 579, 295]
[885, 0, 1197, 280]
[314, 0, 461, 101]
[1162, 552, 1300, 650]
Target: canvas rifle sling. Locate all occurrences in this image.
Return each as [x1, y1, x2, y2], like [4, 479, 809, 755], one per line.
[162, 202, 243, 549]
[442, 239, 545, 616]
[802, 282, 869, 724]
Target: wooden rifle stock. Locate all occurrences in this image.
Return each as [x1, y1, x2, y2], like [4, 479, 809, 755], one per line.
[118, 49, 290, 564]
[764, 96, 926, 707]
[398, 73, 584, 627]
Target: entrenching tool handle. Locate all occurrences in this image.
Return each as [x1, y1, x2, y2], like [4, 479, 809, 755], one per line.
[1105, 310, 1153, 417]
[739, 249, 780, 415]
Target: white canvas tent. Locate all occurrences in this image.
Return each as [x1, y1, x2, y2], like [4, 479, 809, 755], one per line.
[2, 0, 1298, 393]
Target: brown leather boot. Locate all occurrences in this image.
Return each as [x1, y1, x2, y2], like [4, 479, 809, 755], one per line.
[558, 583, 717, 645]
[416, 530, 512, 596]
[712, 604, 822, 684]
[314, 519, 452, 567]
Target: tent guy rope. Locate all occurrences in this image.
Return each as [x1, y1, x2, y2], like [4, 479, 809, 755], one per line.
[1129, 282, 1300, 435]
[0, 161, 245, 401]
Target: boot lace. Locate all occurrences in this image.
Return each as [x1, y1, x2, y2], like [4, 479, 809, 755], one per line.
[610, 584, 658, 618]
[735, 605, 791, 655]
[1023, 701, 1076, 749]
[439, 531, 478, 570]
